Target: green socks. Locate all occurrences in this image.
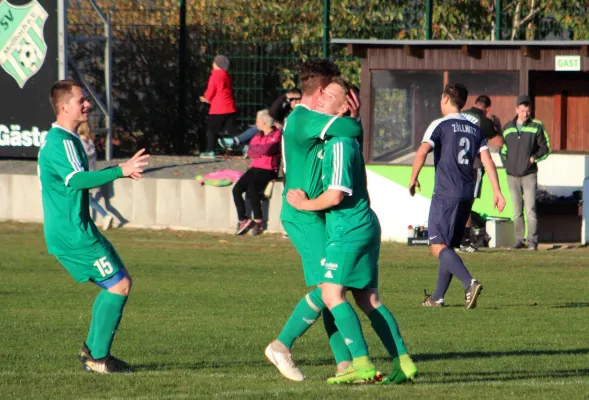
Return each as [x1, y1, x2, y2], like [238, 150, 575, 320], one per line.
[86, 290, 128, 359]
[277, 287, 324, 348]
[331, 302, 369, 358]
[322, 309, 352, 364]
[368, 305, 407, 358]
[85, 292, 102, 349]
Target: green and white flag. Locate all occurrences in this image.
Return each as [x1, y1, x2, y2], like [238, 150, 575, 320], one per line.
[0, 0, 48, 88]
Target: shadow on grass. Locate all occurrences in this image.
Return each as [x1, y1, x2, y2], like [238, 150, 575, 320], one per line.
[552, 302, 589, 309]
[418, 368, 589, 384]
[413, 348, 589, 362]
[131, 348, 589, 372]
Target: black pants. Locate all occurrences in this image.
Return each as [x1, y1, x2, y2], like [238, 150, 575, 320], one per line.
[205, 113, 236, 152]
[233, 168, 277, 221]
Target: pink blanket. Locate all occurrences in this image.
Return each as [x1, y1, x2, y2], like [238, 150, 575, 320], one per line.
[197, 169, 244, 185]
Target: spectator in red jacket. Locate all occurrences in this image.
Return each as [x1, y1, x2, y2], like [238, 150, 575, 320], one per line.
[233, 109, 282, 236]
[199, 55, 237, 160]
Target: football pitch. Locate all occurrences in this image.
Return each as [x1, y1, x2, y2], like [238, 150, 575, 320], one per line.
[2, 222, 589, 399]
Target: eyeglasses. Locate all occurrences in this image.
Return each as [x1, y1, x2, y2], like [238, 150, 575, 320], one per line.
[288, 97, 301, 102]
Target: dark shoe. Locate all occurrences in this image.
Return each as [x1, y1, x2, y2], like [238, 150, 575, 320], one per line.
[78, 343, 91, 363]
[510, 241, 525, 250]
[465, 280, 483, 310]
[528, 242, 538, 251]
[251, 222, 264, 236]
[236, 219, 253, 235]
[83, 355, 131, 374]
[418, 290, 444, 307]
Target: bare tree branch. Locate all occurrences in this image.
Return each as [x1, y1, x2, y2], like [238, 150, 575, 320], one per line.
[520, 7, 540, 26]
[511, 0, 522, 40]
[439, 23, 456, 40]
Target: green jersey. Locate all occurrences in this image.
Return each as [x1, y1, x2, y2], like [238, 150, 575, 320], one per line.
[322, 137, 380, 252]
[38, 124, 106, 255]
[280, 104, 362, 224]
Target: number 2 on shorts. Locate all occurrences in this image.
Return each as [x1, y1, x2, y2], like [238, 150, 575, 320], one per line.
[94, 256, 113, 277]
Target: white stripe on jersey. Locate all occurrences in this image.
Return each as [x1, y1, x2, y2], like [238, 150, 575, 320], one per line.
[281, 136, 286, 174]
[331, 142, 342, 187]
[319, 116, 338, 140]
[328, 184, 352, 196]
[65, 141, 83, 171]
[422, 113, 467, 148]
[63, 140, 83, 186]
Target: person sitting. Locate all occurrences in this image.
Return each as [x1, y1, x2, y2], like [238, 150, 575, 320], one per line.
[232, 109, 282, 236]
[219, 88, 301, 150]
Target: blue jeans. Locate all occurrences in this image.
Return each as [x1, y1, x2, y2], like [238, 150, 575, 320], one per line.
[236, 125, 258, 145]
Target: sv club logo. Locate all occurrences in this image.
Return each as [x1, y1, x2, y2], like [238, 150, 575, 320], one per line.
[0, 0, 48, 88]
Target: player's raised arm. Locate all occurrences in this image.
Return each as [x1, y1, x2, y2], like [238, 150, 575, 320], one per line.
[480, 149, 505, 213]
[64, 149, 149, 190]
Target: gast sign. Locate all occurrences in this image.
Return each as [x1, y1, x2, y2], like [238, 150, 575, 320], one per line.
[0, 124, 47, 147]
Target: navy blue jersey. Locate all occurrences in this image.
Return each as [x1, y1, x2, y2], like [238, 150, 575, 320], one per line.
[422, 113, 488, 200]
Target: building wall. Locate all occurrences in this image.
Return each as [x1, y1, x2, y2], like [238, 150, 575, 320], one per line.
[361, 45, 589, 162]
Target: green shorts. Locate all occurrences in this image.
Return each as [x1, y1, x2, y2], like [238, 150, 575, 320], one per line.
[320, 247, 379, 289]
[56, 242, 126, 286]
[282, 220, 326, 286]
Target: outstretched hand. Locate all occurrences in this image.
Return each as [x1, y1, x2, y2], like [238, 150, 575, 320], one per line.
[119, 149, 150, 181]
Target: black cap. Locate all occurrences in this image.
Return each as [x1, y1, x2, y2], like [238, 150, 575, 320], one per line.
[517, 95, 531, 106]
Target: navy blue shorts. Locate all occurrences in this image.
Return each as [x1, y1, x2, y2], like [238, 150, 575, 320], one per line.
[428, 197, 473, 248]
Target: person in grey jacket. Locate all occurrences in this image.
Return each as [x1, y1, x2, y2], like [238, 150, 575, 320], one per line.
[501, 95, 551, 250]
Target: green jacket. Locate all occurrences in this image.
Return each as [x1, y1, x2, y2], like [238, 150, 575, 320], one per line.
[501, 117, 551, 177]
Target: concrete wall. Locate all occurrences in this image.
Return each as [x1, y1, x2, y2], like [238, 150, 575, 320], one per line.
[0, 174, 286, 234]
[4, 153, 589, 243]
[493, 152, 589, 197]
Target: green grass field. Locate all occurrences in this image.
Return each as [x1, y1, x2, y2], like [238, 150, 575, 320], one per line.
[2, 222, 589, 399]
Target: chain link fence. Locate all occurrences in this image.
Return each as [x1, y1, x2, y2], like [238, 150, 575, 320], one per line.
[66, 1, 589, 155]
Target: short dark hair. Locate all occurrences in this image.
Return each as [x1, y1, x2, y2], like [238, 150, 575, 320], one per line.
[475, 95, 491, 108]
[443, 83, 468, 110]
[299, 59, 340, 96]
[50, 79, 84, 116]
[286, 88, 302, 96]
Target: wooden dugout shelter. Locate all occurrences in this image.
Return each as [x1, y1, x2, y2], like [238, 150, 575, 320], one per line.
[332, 39, 589, 164]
